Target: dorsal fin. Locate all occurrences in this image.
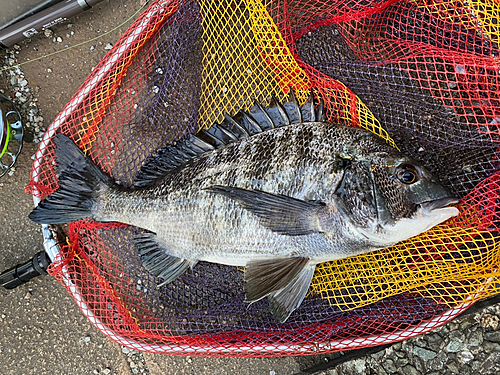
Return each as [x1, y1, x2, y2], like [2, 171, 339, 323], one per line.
[282, 89, 302, 124]
[133, 90, 322, 188]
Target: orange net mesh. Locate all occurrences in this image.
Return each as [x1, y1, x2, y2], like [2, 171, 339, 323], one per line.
[26, 0, 500, 356]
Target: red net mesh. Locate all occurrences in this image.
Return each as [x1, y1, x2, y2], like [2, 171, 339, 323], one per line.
[27, 0, 500, 356]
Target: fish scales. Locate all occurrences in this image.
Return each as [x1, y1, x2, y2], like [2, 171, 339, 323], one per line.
[97, 123, 360, 263]
[29, 92, 459, 322]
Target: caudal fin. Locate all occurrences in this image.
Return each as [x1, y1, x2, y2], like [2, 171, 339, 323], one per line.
[29, 134, 113, 224]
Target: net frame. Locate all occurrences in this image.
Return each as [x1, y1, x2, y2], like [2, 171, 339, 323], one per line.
[28, 0, 500, 356]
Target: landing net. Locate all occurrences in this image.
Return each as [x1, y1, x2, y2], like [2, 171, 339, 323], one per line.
[27, 0, 500, 356]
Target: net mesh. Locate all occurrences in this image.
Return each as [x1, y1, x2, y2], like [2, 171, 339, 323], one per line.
[26, 0, 500, 356]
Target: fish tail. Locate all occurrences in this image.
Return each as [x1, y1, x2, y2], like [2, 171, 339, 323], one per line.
[29, 134, 113, 224]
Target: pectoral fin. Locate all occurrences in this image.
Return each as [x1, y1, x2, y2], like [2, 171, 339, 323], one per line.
[206, 185, 325, 236]
[133, 232, 197, 285]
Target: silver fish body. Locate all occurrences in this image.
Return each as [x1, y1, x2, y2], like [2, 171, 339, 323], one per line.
[30, 93, 459, 322]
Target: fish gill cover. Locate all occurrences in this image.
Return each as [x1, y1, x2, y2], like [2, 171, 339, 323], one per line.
[27, 0, 500, 355]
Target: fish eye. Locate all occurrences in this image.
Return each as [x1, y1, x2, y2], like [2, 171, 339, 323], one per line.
[396, 164, 419, 184]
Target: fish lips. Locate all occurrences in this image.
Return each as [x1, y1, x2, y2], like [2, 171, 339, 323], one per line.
[419, 196, 459, 212]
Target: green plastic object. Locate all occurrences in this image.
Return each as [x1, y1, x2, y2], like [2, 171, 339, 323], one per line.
[0, 93, 22, 177]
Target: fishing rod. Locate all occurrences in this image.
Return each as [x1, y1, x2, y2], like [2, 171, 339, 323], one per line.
[0, 0, 106, 48]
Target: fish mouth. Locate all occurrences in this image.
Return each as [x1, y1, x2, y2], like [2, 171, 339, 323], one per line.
[419, 196, 460, 211]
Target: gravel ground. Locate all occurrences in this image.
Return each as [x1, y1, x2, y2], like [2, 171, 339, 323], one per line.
[0, 1, 499, 374]
[311, 303, 500, 375]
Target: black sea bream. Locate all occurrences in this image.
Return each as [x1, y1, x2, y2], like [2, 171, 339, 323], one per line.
[29, 92, 459, 322]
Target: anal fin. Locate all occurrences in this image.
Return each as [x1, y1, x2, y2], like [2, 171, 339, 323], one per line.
[133, 232, 197, 285]
[244, 257, 309, 302]
[268, 262, 316, 323]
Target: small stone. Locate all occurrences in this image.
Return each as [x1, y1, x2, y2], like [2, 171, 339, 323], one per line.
[105, 43, 113, 50]
[102, 369, 111, 375]
[402, 365, 419, 375]
[446, 340, 465, 353]
[413, 346, 437, 361]
[467, 329, 483, 347]
[382, 359, 397, 373]
[483, 342, 500, 355]
[371, 349, 385, 360]
[484, 331, 500, 343]
[455, 64, 466, 74]
[396, 358, 409, 367]
[471, 359, 482, 372]
[459, 349, 474, 363]
[343, 359, 366, 374]
[481, 314, 499, 330]
[44, 29, 53, 38]
[447, 361, 460, 373]
[459, 317, 473, 330]
[458, 364, 472, 375]
[270, 371, 276, 375]
[426, 351, 446, 371]
[56, 37, 63, 43]
[24, 291, 32, 299]
[122, 346, 130, 354]
[446, 331, 466, 353]
[478, 352, 500, 374]
[426, 333, 443, 351]
[130, 362, 136, 368]
[414, 358, 426, 373]
[47, 68, 52, 73]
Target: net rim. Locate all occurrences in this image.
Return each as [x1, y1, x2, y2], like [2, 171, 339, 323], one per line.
[28, 0, 478, 355]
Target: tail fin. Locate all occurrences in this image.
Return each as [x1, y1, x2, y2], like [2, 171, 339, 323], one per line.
[29, 134, 113, 224]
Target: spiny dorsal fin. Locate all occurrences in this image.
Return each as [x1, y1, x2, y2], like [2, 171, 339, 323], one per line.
[133, 90, 322, 188]
[282, 89, 302, 124]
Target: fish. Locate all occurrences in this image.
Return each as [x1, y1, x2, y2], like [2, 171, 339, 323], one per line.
[29, 91, 459, 323]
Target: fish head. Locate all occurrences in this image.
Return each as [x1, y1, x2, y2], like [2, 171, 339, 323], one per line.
[332, 147, 459, 247]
